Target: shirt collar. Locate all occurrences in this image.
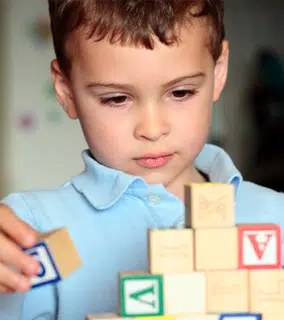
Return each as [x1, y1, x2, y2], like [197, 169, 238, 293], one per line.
[71, 144, 243, 210]
[194, 144, 243, 195]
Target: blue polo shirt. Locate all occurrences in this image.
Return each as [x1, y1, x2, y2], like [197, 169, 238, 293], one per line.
[0, 143, 284, 320]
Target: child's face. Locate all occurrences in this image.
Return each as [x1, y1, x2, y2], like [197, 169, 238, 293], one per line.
[52, 22, 228, 194]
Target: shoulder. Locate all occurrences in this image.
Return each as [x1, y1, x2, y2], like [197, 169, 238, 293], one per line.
[0, 181, 82, 232]
[236, 180, 284, 225]
[238, 180, 284, 204]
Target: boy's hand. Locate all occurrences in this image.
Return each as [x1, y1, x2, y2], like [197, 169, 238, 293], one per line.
[0, 204, 40, 293]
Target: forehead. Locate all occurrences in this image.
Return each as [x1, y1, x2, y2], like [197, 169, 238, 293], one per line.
[68, 22, 213, 80]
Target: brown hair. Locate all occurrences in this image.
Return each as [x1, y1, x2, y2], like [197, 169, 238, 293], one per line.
[48, 0, 225, 76]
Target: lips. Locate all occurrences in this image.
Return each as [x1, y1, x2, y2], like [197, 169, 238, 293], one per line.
[136, 152, 172, 160]
[134, 153, 173, 168]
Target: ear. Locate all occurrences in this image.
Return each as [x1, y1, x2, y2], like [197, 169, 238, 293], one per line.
[213, 40, 229, 102]
[50, 60, 78, 119]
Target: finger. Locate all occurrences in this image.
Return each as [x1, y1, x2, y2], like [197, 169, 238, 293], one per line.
[0, 233, 39, 276]
[0, 284, 14, 294]
[0, 263, 31, 292]
[0, 204, 38, 248]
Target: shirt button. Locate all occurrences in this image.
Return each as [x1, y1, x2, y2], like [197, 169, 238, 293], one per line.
[147, 194, 161, 205]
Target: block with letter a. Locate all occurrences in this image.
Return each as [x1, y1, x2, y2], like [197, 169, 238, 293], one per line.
[238, 224, 281, 269]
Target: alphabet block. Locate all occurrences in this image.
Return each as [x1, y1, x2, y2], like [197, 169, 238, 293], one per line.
[250, 269, 284, 320]
[238, 224, 281, 269]
[176, 316, 219, 320]
[24, 242, 60, 288]
[119, 272, 206, 317]
[134, 317, 215, 320]
[148, 228, 194, 274]
[86, 316, 219, 320]
[163, 272, 206, 315]
[184, 183, 234, 229]
[85, 314, 124, 320]
[219, 314, 261, 320]
[194, 227, 238, 270]
[86, 315, 261, 320]
[24, 227, 82, 289]
[206, 270, 249, 313]
[119, 273, 164, 317]
[135, 317, 175, 320]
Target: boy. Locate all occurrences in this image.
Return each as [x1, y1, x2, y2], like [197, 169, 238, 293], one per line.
[0, 0, 283, 319]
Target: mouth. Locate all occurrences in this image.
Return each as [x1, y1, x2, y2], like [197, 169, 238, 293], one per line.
[134, 153, 173, 168]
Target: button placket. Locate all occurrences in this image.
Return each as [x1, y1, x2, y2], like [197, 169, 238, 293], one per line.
[147, 194, 161, 205]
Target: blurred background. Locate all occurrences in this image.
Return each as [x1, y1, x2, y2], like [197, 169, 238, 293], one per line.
[0, 0, 284, 198]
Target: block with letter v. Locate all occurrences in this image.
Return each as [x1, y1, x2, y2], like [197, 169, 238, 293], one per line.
[238, 224, 281, 269]
[119, 271, 206, 317]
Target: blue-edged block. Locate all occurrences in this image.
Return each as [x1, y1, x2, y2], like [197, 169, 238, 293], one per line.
[24, 242, 61, 289]
[23, 227, 82, 290]
[220, 313, 262, 320]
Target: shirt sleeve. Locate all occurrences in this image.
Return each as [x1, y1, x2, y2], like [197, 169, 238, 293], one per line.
[0, 193, 57, 320]
[0, 293, 25, 320]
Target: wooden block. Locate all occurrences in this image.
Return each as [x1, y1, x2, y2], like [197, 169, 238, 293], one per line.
[238, 224, 281, 269]
[119, 273, 164, 317]
[119, 271, 206, 317]
[250, 269, 284, 320]
[194, 227, 238, 270]
[163, 273, 206, 315]
[85, 314, 123, 320]
[85, 315, 259, 320]
[176, 316, 219, 320]
[184, 183, 234, 229]
[206, 270, 249, 313]
[134, 317, 175, 320]
[148, 228, 194, 274]
[86, 315, 176, 320]
[219, 314, 262, 320]
[260, 316, 281, 320]
[24, 227, 82, 289]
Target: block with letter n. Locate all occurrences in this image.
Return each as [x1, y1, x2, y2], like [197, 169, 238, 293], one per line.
[24, 227, 82, 289]
[119, 273, 164, 317]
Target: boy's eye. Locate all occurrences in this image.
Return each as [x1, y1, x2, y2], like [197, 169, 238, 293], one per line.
[171, 89, 196, 99]
[99, 89, 196, 107]
[100, 95, 127, 106]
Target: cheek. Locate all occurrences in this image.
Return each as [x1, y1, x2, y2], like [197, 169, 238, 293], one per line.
[172, 93, 212, 149]
[78, 107, 132, 152]
[176, 97, 211, 134]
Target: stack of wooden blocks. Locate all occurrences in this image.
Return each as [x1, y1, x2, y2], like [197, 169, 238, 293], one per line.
[87, 182, 284, 320]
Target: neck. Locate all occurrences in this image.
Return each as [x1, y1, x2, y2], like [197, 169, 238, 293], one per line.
[166, 166, 207, 202]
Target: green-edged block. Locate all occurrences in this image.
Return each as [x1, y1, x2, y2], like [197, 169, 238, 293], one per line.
[120, 274, 164, 318]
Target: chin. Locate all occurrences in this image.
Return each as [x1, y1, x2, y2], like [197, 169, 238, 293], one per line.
[142, 172, 171, 186]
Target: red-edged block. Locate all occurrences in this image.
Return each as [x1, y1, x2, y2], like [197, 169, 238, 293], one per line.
[238, 224, 281, 269]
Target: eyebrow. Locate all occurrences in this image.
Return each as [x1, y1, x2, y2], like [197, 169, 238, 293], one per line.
[86, 73, 206, 91]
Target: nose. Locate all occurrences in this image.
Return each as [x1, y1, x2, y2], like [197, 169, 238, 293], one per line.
[134, 105, 170, 141]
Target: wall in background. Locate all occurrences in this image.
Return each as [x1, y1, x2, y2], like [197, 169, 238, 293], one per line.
[217, 1, 284, 174]
[0, 0, 9, 198]
[1, 0, 87, 195]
